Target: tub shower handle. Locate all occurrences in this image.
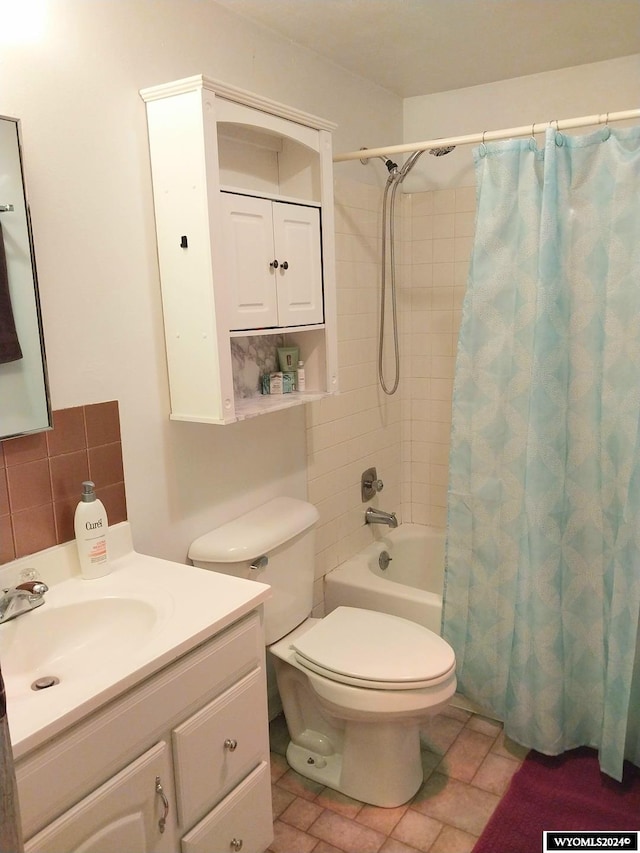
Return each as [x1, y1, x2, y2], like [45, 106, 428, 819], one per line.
[361, 467, 384, 501]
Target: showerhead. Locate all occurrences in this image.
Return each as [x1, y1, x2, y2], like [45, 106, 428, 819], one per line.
[398, 144, 455, 179]
[429, 145, 455, 156]
[360, 145, 455, 185]
[360, 143, 455, 171]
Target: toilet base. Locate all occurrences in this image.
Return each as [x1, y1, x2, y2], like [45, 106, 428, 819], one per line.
[286, 741, 344, 792]
[285, 719, 424, 808]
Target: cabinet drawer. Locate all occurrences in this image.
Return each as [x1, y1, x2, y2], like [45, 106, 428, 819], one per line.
[173, 668, 268, 828]
[181, 761, 272, 853]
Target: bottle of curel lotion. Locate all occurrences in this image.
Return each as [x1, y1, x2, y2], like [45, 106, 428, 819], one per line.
[74, 480, 110, 579]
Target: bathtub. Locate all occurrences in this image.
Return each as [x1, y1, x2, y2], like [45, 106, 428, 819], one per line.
[324, 524, 445, 635]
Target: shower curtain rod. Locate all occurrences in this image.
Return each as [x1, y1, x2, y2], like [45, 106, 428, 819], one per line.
[333, 108, 640, 163]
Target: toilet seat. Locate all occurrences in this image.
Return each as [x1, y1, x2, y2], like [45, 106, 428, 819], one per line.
[291, 607, 455, 690]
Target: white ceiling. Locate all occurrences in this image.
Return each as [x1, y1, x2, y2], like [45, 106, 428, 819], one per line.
[213, 0, 640, 98]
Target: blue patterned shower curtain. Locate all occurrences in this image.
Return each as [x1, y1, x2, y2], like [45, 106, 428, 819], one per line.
[443, 125, 640, 780]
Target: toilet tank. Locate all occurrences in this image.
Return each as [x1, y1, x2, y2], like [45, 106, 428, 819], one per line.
[188, 497, 319, 644]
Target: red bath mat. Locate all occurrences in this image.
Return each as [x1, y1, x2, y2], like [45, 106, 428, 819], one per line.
[472, 747, 640, 853]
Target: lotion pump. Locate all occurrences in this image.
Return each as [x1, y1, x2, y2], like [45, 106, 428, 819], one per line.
[74, 480, 110, 579]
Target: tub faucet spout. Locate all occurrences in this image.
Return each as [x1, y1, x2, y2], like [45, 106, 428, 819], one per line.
[365, 507, 398, 529]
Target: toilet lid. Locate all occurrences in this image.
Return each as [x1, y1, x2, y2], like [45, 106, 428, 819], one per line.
[291, 607, 456, 690]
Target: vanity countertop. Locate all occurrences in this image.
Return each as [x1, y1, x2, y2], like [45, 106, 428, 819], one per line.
[0, 522, 270, 760]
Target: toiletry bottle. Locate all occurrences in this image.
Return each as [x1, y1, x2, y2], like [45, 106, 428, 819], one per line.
[297, 360, 306, 392]
[74, 480, 110, 579]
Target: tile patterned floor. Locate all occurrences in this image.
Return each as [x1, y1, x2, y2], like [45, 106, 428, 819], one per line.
[269, 703, 529, 853]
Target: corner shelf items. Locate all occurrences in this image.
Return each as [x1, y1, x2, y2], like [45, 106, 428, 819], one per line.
[140, 76, 338, 425]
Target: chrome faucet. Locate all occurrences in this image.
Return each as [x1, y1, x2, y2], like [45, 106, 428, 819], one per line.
[0, 581, 49, 624]
[365, 507, 398, 529]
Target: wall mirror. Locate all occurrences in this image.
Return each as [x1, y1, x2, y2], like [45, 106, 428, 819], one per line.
[0, 115, 51, 440]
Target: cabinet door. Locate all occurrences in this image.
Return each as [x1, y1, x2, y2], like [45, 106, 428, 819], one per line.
[273, 202, 324, 327]
[25, 742, 177, 853]
[222, 193, 278, 331]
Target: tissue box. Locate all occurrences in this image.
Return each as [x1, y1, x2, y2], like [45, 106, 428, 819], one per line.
[261, 372, 296, 394]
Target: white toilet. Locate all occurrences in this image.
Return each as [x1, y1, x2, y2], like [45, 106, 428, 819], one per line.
[188, 497, 456, 808]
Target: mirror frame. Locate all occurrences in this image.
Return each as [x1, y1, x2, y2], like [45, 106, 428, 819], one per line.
[0, 114, 51, 440]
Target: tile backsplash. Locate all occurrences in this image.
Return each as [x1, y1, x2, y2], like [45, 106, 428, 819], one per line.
[0, 401, 127, 564]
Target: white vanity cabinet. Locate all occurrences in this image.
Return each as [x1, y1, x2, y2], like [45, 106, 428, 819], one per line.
[17, 611, 273, 853]
[223, 193, 323, 331]
[140, 75, 338, 424]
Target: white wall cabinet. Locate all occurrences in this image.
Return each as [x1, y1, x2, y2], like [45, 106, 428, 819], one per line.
[223, 193, 323, 331]
[140, 76, 338, 424]
[17, 612, 272, 853]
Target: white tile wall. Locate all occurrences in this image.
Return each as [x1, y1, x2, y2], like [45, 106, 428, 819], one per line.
[404, 185, 475, 528]
[308, 176, 476, 611]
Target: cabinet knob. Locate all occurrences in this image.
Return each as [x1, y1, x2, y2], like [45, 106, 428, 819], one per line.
[224, 738, 238, 751]
[270, 259, 279, 269]
[230, 840, 243, 851]
[281, 260, 289, 270]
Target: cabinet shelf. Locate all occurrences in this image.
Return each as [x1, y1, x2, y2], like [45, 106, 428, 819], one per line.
[141, 75, 338, 425]
[234, 391, 329, 422]
[220, 185, 321, 208]
[229, 324, 325, 338]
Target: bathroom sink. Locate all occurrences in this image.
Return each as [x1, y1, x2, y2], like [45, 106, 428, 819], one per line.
[0, 596, 162, 692]
[0, 521, 270, 759]
[0, 582, 175, 721]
